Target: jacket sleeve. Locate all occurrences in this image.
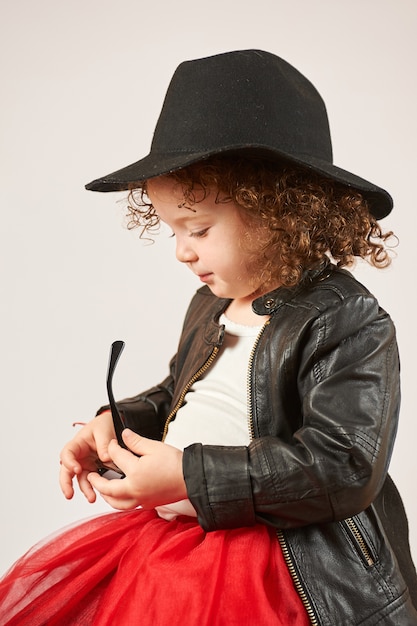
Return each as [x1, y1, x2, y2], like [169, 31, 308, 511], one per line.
[97, 358, 175, 441]
[183, 294, 401, 531]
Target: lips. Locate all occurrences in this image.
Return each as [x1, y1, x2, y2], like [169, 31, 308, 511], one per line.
[198, 272, 213, 283]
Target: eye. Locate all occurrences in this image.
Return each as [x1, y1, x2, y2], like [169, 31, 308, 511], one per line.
[190, 228, 209, 238]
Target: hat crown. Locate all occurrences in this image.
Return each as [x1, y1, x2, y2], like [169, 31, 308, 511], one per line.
[151, 50, 333, 162]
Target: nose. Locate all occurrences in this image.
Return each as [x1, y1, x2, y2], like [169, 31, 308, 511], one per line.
[175, 237, 198, 264]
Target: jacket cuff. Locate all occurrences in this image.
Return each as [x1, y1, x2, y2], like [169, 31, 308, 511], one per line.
[183, 443, 256, 531]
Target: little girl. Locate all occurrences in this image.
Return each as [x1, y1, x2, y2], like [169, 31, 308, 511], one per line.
[1, 49, 417, 625]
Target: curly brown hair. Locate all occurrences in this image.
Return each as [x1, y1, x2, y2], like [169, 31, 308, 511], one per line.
[125, 154, 396, 288]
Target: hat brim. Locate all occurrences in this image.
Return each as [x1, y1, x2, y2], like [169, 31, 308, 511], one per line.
[85, 145, 392, 220]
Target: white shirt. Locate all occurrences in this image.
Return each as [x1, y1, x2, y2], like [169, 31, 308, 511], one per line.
[156, 313, 264, 520]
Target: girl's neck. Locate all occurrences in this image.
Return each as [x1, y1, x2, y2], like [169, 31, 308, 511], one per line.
[225, 297, 269, 326]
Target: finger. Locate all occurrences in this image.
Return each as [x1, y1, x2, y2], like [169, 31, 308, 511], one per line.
[59, 441, 86, 475]
[77, 471, 97, 503]
[121, 429, 163, 456]
[87, 471, 136, 509]
[94, 411, 116, 463]
[107, 437, 139, 474]
[59, 463, 75, 500]
[59, 459, 97, 502]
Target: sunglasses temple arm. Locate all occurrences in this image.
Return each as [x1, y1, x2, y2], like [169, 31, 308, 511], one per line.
[106, 341, 127, 449]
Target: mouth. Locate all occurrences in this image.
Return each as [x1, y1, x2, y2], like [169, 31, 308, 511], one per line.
[197, 272, 213, 283]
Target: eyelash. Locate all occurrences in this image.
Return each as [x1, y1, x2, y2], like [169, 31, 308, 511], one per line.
[190, 228, 209, 238]
[170, 228, 209, 239]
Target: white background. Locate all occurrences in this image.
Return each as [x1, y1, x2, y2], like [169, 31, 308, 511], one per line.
[1, 0, 416, 574]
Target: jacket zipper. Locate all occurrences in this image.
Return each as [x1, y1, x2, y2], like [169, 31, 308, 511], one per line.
[343, 517, 375, 566]
[247, 319, 318, 626]
[161, 346, 220, 441]
[277, 530, 319, 626]
[246, 320, 270, 439]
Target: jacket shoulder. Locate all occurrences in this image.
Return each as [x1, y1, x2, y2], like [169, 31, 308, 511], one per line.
[253, 266, 381, 317]
[299, 267, 374, 308]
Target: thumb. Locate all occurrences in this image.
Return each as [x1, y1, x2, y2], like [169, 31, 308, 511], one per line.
[121, 428, 160, 456]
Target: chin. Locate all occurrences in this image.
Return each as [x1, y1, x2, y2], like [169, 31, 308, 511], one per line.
[205, 285, 231, 299]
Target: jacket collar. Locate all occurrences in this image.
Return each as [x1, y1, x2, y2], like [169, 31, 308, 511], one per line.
[252, 260, 334, 315]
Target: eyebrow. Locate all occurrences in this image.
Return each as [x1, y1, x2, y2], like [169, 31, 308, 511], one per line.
[157, 210, 209, 230]
[162, 205, 212, 224]
[177, 202, 197, 213]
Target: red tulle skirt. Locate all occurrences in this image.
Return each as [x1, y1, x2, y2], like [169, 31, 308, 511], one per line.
[0, 509, 309, 626]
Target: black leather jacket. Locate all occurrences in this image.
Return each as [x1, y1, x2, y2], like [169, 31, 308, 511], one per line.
[112, 263, 417, 625]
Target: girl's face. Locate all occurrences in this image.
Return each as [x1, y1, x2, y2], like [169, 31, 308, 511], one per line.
[146, 177, 274, 302]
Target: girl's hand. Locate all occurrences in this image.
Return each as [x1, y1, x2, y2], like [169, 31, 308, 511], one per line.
[87, 429, 187, 510]
[59, 411, 116, 502]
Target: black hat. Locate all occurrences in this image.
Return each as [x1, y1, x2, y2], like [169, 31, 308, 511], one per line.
[85, 49, 392, 219]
